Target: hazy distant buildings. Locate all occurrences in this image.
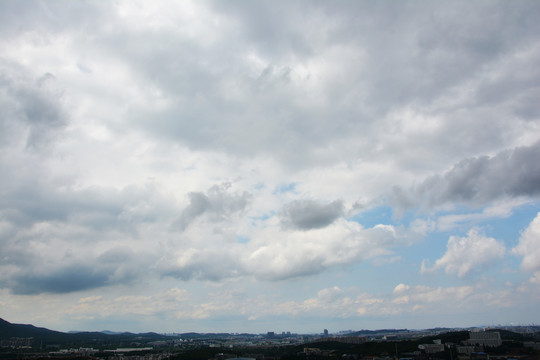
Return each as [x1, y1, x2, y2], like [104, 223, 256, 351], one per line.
[418, 339, 444, 354]
[457, 345, 476, 355]
[468, 331, 502, 347]
[419, 343, 445, 354]
[50, 348, 99, 357]
[0, 337, 33, 348]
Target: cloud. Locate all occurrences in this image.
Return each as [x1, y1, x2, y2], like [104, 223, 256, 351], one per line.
[279, 199, 344, 230]
[174, 183, 252, 231]
[5, 264, 111, 295]
[435, 199, 528, 231]
[0, 242, 154, 295]
[0, 64, 66, 151]
[159, 246, 244, 282]
[0, 178, 175, 294]
[109, 0, 540, 171]
[243, 220, 414, 281]
[422, 229, 506, 278]
[1, 0, 540, 331]
[391, 142, 540, 212]
[513, 212, 540, 273]
[1, 176, 173, 229]
[392, 283, 475, 308]
[67, 288, 190, 319]
[160, 217, 420, 282]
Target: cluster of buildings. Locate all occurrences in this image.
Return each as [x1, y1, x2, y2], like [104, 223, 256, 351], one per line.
[0, 337, 33, 349]
[49, 348, 100, 357]
[48, 347, 170, 360]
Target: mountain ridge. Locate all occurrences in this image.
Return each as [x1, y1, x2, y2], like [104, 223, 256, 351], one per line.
[0, 318, 172, 346]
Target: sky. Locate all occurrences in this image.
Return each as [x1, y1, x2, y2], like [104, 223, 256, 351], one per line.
[1, 0, 540, 335]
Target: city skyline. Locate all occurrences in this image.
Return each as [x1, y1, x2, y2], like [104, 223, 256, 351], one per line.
[1, 0, 540, 334]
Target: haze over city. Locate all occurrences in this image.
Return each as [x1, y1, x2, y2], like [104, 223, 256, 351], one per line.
[1, 0, 540, 334]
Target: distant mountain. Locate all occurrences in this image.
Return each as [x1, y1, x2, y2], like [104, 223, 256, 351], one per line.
[0, 318, 171, 347]
[0, 317, 65, 339]
[99, 330, 122, 335]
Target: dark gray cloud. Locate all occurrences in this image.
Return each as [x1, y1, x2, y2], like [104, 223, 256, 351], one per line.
[5, 264, 111, 295]
[0, 65, 66, 150]
[280, 199, 344, 230]
[0, 242, 153, 295]
[0, 178, 171, 230]
[390, 142, 540, 212]
[0, 173, 174, 295]
[175, 183, 252, 231]
[3, 250, 148, 295]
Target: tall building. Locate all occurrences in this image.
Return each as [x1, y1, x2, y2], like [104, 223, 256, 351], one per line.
[323, 329, 329, 337]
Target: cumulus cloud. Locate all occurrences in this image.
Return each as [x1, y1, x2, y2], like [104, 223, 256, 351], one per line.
[0, 64, 66, 151]
[243, 220, 419, 281]
[391, 142, 540, 212]
[422, 229, 506, 278]
[279, 199, 344, 230]
[175, 183, 252, 231]
[160, 217, 419, 282]
[159, 246, 244, 282]
[513, 212, 540, 273]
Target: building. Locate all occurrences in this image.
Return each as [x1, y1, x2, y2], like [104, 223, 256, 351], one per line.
[419, 343, 445, 354]
[457, 345, 476, 355]
[468, 331, 502, 347]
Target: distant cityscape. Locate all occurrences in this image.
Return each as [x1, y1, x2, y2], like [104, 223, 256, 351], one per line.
[2, 318, 540, 359]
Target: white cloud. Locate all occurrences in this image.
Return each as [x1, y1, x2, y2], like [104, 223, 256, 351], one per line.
[392, 284, 475, 306]
[423, 229, 506, 278]
[244, 219, 421, 281]
[158, 217, 421, 282]
[436, 199, 529, 231]
[530, 272, 540, 285]
[513, 212, 540, 274]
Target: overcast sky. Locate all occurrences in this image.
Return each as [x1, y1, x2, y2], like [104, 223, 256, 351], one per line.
[1, 0, 540, 334]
